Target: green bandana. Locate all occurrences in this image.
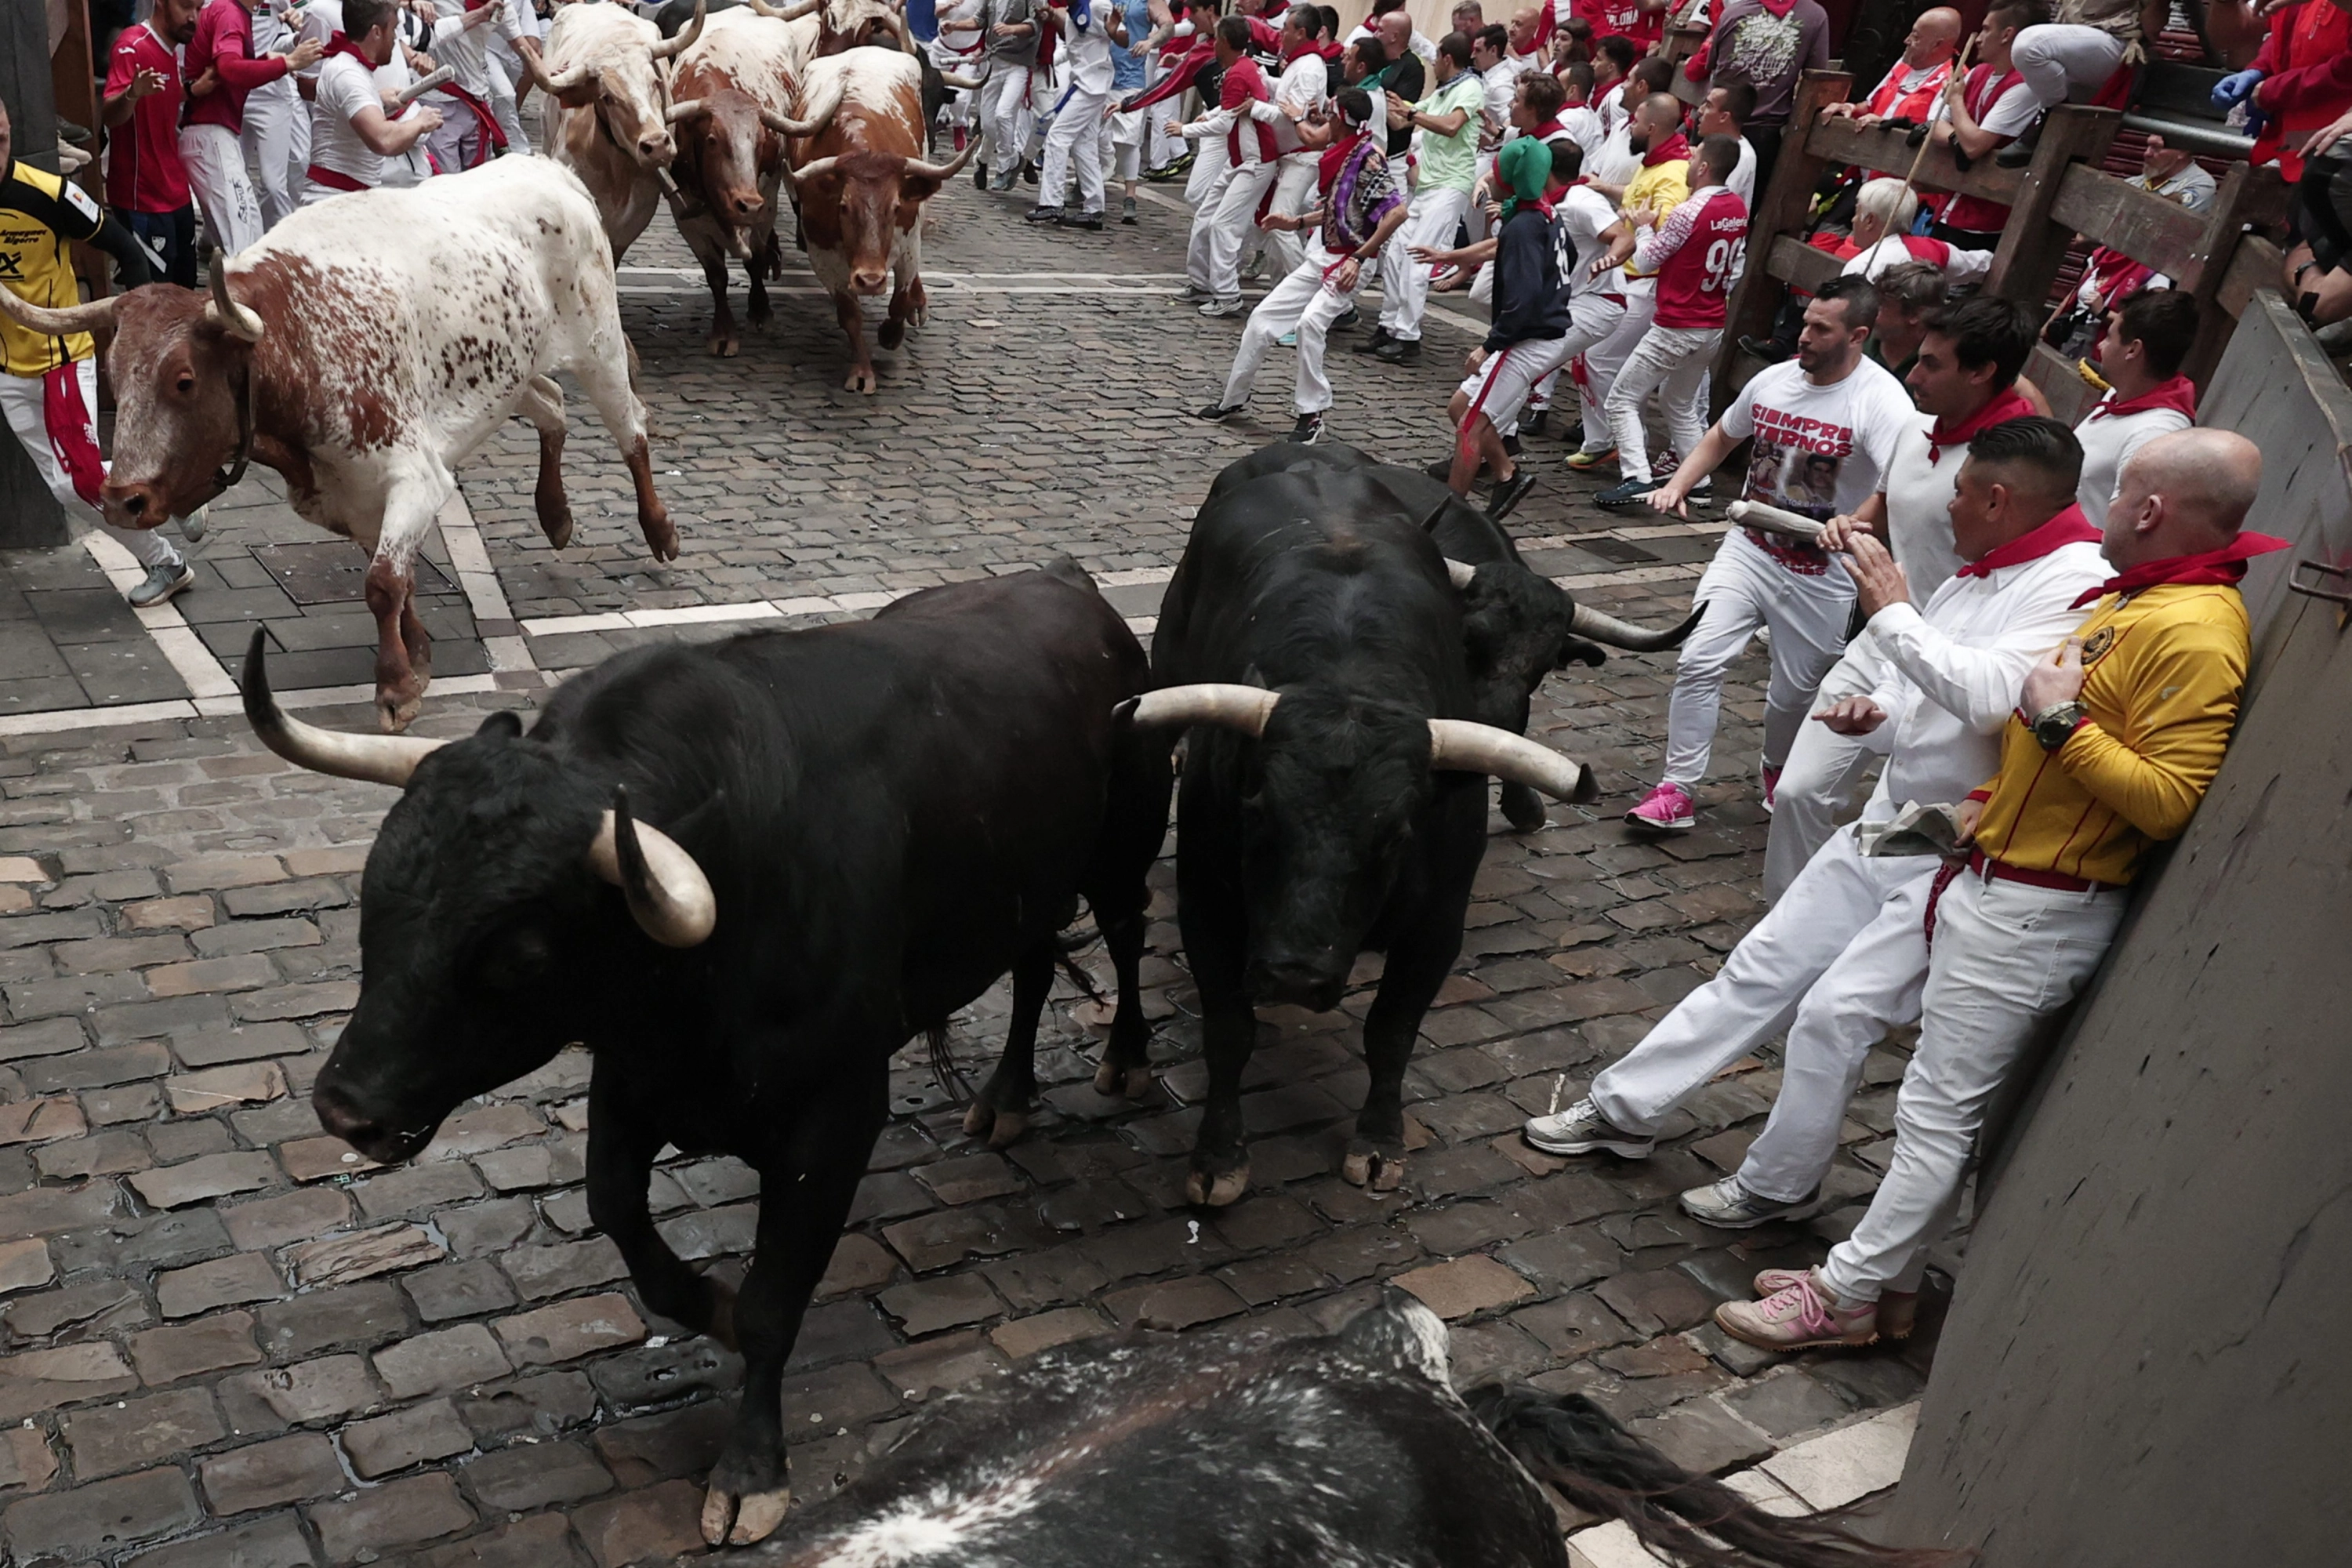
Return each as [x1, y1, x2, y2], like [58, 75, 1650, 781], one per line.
[1496, 136, 1552, 221]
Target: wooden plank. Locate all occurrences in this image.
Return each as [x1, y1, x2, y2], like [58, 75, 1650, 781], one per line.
[2216, 235, 2282, 321]
[2182, 162, 2284, 387]
[1804, 118, 2028, 204]
[2048, 164, 2208, 281]
[1764, 234, 1843, 294]
[2027, 342, 2094, 427]
[1711, 69, 1853, 408]
[1986, 105, 2122, 304]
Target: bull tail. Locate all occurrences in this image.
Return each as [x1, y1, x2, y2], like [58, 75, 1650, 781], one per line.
[1052, 928, 1107, 1007]
[924, 1023, 973, 1105]
[1465, 1387, 1966, 1568]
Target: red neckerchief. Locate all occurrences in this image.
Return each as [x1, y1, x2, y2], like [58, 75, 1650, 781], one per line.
[1925, 386, 2036, 466]
[1528, 116, 1564, 139]
[1641, 129, 1689, 168]
[1954, 504, 2103, 579]
[322, 31, 376, 67]
[1317, 128, 1367, 194]
[2071, 533, 2292, 608]
[2089, 375, 2198, 423]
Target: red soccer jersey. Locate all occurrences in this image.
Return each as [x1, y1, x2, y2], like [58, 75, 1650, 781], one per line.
[103, 22, 192, 212]
[1567, 0, 1662, 49]
[185, 0, 289, 135]
[1652, 187, 1747, 328]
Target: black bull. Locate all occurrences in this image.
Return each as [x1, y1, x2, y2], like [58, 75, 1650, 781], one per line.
[258, 564, 1170, 1547]
[1108, 443, 1697, 1206]
[754, 1297, 1945, 1568]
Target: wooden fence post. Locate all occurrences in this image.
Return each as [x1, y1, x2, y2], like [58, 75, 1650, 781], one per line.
[2179, 161, 2289, 388]
[1983, 103, 2120, 304]
[1711, 67, 1851, 408]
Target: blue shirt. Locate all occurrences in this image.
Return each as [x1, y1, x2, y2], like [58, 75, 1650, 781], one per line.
[1110, 0, 1151, 90]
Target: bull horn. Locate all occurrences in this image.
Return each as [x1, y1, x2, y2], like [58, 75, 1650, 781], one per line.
[1569, 601, 1707, 653]
[763, 76, 844, 137]
[747, 0, 822, 16]
[241, 629, 445, 786]
[519, 45, 598, 100]
[666, 96, 712, 122]
[204, 251, 265, 343]
[649, 0, 707, 58]
[1444, 558, 1478, 589]
[938, 68, 984, 89]
[1120, 683, 1279, 737]
[780, 154, 840, 194]
[903, 133, 980, 181]
[1426, 720, 1598, 804]
[588, 787, 717, 947]
[0, 276, 118, 338]
[877, 12, 913, 50]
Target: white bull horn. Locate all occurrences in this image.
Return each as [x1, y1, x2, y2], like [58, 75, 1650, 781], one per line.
[666, 96, 712, 122]
[520, 45, 599, 102]
[588, 788, 717, 947]
[650, 0, 708, 58]
[205, 250, 265, 343]
[1121, 683, 1279, 736]
[1426, 720, 1598, 804]
[1569, 601, 1706, 653]
[903, 134, 979, 180]
[938, 68, 984, 89]
[1444, 558, 1478, 589]
[241, 629, 445, 786]
[781, 154, 841, 193]
[0, 274, 119, 337]
[764, 76, 845, 137]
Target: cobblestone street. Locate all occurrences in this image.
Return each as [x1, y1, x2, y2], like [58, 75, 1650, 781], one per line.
[0, 178, 1934, 1568]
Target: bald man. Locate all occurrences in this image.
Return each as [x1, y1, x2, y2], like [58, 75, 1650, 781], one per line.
[1828, 8, 1962, 125]
[1718, 427, 2285, 1350]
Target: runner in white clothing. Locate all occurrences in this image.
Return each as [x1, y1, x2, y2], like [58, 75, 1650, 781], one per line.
[1249, 10, 1331, 276]
[1029, 0, 1116, 225]
[302, 0, 440, 201]
[1625, 276, 1916, 833]
[423, 0, 533, 173]
[2071, 289, 2199, 527]
[1524, 419, 2111, 1265]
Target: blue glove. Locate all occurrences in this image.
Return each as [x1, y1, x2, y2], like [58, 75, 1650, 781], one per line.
[2241, 103, 2267, 143]
[2212, 68, 2264, 110]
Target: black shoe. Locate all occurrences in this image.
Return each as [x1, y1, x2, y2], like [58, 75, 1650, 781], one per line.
[1372, 336, 1421, 363]
[1022, 161, 1040, 186]
[1333, 306, 1359, 330]
[1194, 401, 1244, 422]
[1352, 325, 1393, 354]
[1147, 151, 1193, 182]
[1739, 333, 1791, 365]
[1288, 412, 1325, 443]
[1486, 468, 1538, 521]
[974, 160, 989, 190]
[1525, 408, 1548, 437]
[1502, 434, 1522, 459]
[1058, 210, 1105, 230]
[1026, 205, 1065, 223]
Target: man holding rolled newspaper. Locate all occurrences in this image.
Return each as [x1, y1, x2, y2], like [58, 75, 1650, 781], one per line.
[1525, 416, 2108, 1249]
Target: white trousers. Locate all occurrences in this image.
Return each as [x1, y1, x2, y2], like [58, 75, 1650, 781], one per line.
[1578, 285, 1654, 453]
[486, 54, 531, 155]
[1221, 241, 1375, 414]
[1589, 824, 1937, 1203]
[1762, 639, 1883, 901]
[1377, 183, 1471, 343]
[1664, 528, 1855, 789]
[1110, 105, 1145, 181]
[1457, 334, 1574, 436]
[242, 80, 308, 230]
[1040, 84, 1112, 212]
[1184, 132, 1230, 205]
[979, 65, 1033, 176]
[1495, 292, 1622, 437]
[0, 362, 183, 572]
[179, 122, 264, 256]
[1188, 154, 1276, 299]
[2011, 24, 2128, 113]
[1148, 99, 1178, 170]
[1260, 154, 1321, 277]
[1606, 323, 1720, 484]
[1820, 866, 2127, 1302]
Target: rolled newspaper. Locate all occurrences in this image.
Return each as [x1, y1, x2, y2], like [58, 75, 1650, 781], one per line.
[1726, 499, 1828, 543]
[394, 65, 456, 110]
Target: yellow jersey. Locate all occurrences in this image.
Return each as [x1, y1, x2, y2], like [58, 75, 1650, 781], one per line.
[1621, 155, 1690, 281]
[1970, 581, 2252, 887]
[0, 161, 104, 378]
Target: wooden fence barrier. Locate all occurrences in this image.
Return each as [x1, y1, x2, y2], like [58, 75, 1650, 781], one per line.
[1711, 66, 2292, 423]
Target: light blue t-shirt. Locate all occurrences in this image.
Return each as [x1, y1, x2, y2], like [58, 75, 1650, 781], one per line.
[1110, 0, 1152, 91]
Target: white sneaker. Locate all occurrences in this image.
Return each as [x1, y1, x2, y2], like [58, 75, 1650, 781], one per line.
[1197, 296, 1245, 318]
[1679, 1174, 1820, 1229]
[128, 563, 195, 609]
[176, 504, 209, 543]
[1522, 1097, 1654, 1157]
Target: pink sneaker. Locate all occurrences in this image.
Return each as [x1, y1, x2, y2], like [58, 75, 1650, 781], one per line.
[1754, 1269, 1916, 1340]
[1715, 1268, 1878, 1349]
[1762, 764, 1782, 814]
[1625, 782, 1697, 832]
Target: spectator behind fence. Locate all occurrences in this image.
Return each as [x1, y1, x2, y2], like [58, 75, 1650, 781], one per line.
[2285, 110, 2352, 331]
[1926, 0, 2041, 249]
[1996, 0, 2160, 165]
[1716, 427, 2281, 1351]
[1868, 260, 1949, 373]
[2074, 289, 2201, 527]
[1686, 0, 1828, 187]
[1824, 6, 1962, 126]
[2046, 135, 2218, 356]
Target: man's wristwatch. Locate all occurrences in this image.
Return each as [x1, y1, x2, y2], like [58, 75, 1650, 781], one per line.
[2030, 701, 2088, 752]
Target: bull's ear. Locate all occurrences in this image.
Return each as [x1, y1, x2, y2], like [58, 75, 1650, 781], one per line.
[1556, 636, 1608, 670]
[477, 710, 524, 741]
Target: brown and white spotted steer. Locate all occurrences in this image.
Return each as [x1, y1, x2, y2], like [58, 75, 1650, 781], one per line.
[781, 46, 975, 393]
[0, 158, 676, 731]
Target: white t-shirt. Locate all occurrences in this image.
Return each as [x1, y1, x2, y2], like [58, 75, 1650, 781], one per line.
[2074, 396, 2193, 528]
[1557, 103, 1602, 155]
[1721, 357, 1916, 523]
[1879, 413, 1966, 602]
[1727, 134, 1756, 208]
[1843, 234, 1994, 285]
[1555, 184, 1620, 299]
[1584, 123, 1639, 189]
[1059, 6, 1116, 96]
[309, 53, 391, 192]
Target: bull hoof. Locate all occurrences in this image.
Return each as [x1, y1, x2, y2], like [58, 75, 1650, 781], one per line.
[710, 335, 740, 358]
[1094, 1060, 1152, 1098]
[961, 1102, 1029, 1147]
[879, 318, 907, 350]
[641, 514, 681, 563]
[1183, 1163, 1250, 1207]
[701, 1485, 792, 1546]
[376, 688, 422, 735]
[539, 508, 575, 550]
[1342, 1142, 1406, 1192]
[844, 368, 878, 394]
[1500, 781, 1548, 833]
[705, 1279, 740, 1352]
